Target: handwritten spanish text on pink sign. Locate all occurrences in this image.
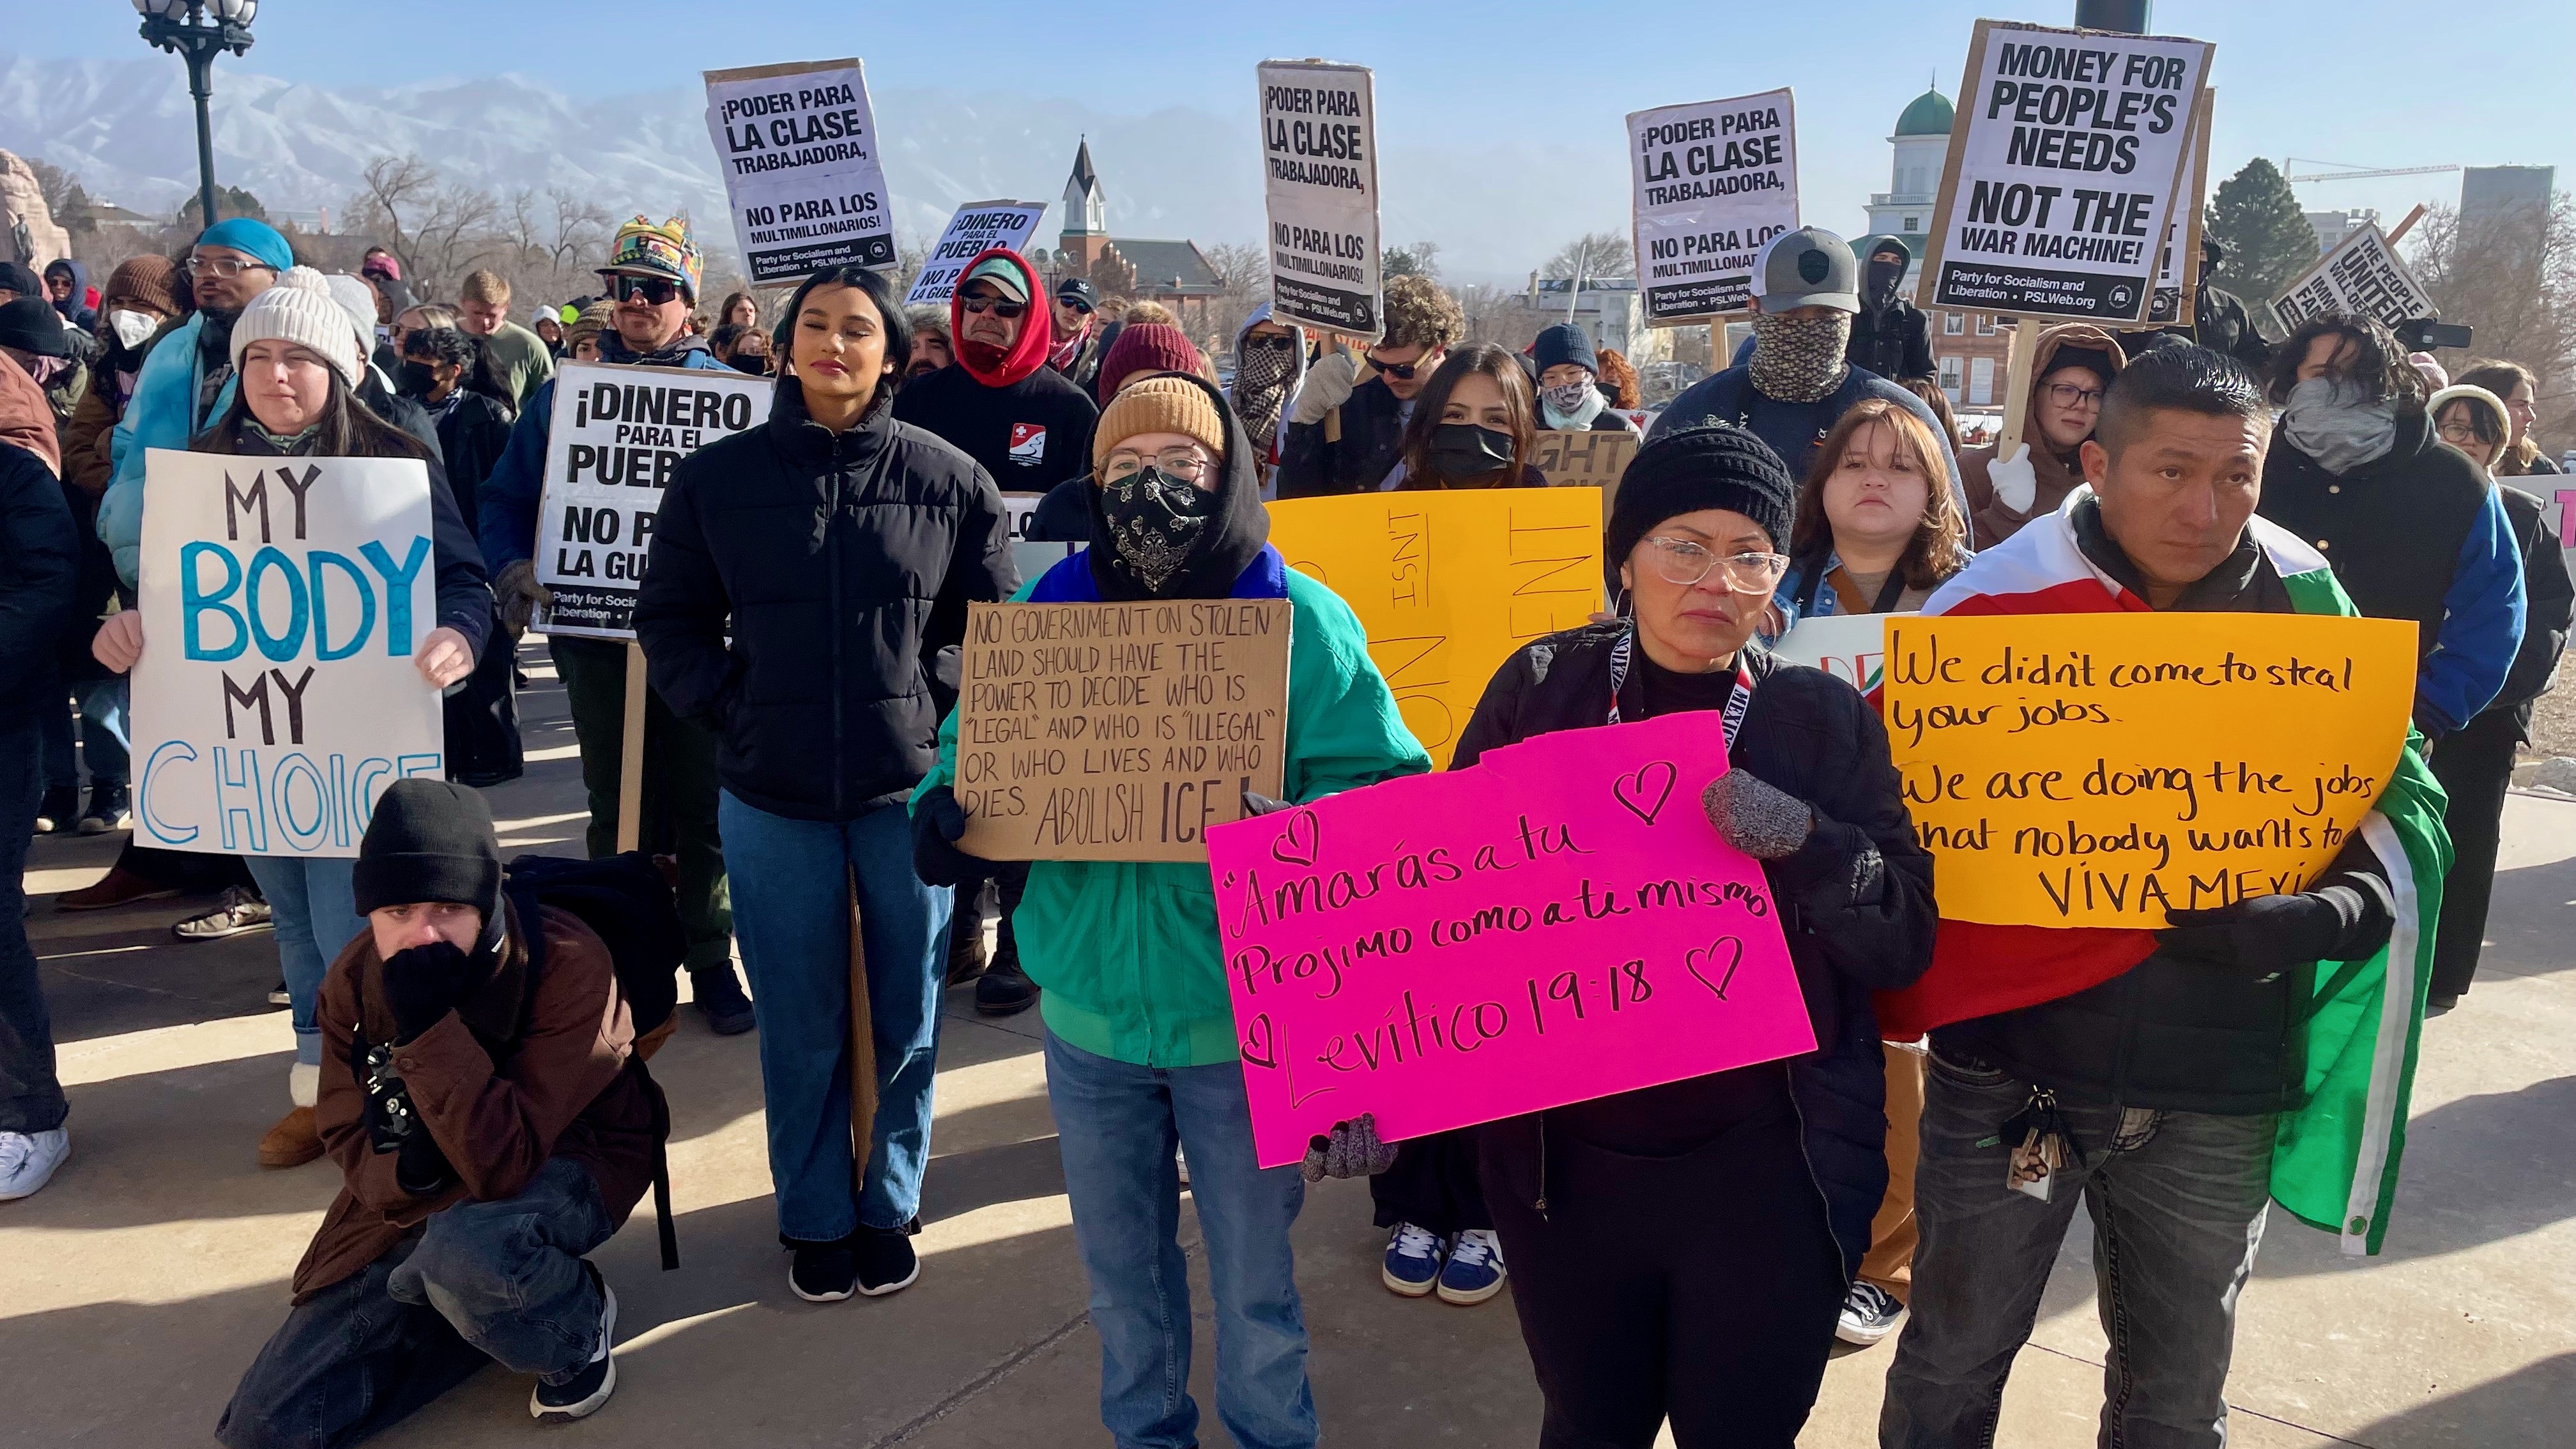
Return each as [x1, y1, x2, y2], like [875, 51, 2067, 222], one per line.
[1207, 711, 1814, 1167]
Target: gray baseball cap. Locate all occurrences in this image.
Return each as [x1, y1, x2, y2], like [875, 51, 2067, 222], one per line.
[1750, 226, 1860, 314]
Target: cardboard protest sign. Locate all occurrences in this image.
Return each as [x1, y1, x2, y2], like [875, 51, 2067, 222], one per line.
[1921, 20, 2214, 323]
[954, 600, 1291, 862]
[130, 450, 445, 859]
[1000, 493, 1079, 588]
[703, 59, 896, 283]
[1268, 489, 1604, 768]
[1627, 89, 1798, 324]
[1881, 613, 2417, 928]
[2269, 222, 2437, 334]
[2145, 87, 2211, 327]
[1529, 429, 1639, 506]
[1208, 710, 1810, 1167]
[533, 362, 774, 640]
[904, 201, 1048, 308]
[1258, 59, 1381, 337]
[1770, 611, 1905, 693]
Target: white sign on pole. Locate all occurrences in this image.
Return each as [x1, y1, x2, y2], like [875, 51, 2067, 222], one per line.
[1001, 493, 1080, 585]
[1770, 611, 1906, 694]
[2144, 87, 2211, 327]
[1627, 89, 1799, 325]
[1257, 59, 1381, 337]
[904, 202, 1050, 309]
[1921, 21, 2214, 324]
[2269, 223, 2437, 334]
[534, 362, 776, 640]
[130, 450, 445, 859]
[703, 58, 896, 284]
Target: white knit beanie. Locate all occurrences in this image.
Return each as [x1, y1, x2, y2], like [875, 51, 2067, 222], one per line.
[232, 266, 365, 388]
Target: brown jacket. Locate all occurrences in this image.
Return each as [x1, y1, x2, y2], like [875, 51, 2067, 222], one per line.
[62, 378, 118, 496]
[1958, 322, 2127, 548]
[291, 899, 663, 1302]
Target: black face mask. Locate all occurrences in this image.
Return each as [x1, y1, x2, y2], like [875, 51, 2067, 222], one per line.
[1101, 466, 1220, 594]
[1427, 422, 1514, 481]
[1864, 259, 1905, 309]
[728, 353, 771, 376]
[395, 360, 438, 397]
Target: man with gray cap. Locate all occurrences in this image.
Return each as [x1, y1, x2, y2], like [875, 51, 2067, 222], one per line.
[1654, 227, 1964, 515]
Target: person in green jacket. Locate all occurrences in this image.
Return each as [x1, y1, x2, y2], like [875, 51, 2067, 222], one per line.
[912, 372, 1429, 1449]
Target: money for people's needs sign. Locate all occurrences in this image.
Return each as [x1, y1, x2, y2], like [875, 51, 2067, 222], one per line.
[2269, 223, 2437, 334]
[1627, 89, 1798, 324]
[1257, 59, 1381, 337]
[904, 201, 1048, 308]
[954, 600, 1291, 862]
[1268, 489, 1603, 769]
[1881, 613, 2417, 928]
[1209, 710, 1811, 1167]
[1921, 20, 2214, 323]
[130, 450, 444, 859]
[703, 59, 895, 283]
[534, 362, 774, 640]
[1772, 611, 1904, 693]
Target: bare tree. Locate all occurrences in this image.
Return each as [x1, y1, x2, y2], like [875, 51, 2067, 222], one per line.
[1201, 240, 1269, 356]
[2409, 192, 2576, 456]
[1544, 231, 1635, 282]
[1453, 282, 1544, 350]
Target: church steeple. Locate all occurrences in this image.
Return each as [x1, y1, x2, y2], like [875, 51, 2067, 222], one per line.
[1064, 138, 1105, 238]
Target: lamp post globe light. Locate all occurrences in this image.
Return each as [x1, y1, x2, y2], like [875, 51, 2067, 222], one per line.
[134, 0, 257, 232]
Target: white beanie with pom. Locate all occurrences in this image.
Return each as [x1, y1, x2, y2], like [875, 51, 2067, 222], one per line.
[231, 265, 365, 388]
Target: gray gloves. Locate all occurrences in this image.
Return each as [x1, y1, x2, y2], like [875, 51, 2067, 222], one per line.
[1288, 351, 1358, 425]
[1300, 1113, 1399, 1182]
[1702, 770, 1816, 860]
[493, 559, 553, 636]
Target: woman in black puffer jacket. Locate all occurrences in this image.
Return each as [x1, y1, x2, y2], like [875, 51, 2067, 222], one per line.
[1464, 424, 1935, 1448]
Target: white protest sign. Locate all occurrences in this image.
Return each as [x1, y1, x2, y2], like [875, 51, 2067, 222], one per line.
[2269, 222, 2437, 334]
[906, 202, 1050, 309]
[1628, 89, 1798, 325]
[1258, 59, 1381, 337]
[535, 362, 775, 640]
[1002, 493, 1080, 586]
[703, 59, 896, 284]
[130, 450, 445, 859]
[1771, 611, 1905, 694]
[2144, 88, 2211, 327]
[1922, 20, 2214, 323]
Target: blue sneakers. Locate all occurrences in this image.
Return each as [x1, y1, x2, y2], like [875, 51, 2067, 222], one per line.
[1380, 1222, 1444, 1297]
[1436, 1228, 1507, 1305]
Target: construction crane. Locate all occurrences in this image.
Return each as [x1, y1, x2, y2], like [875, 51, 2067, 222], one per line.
[2284, 159, 2462, 183]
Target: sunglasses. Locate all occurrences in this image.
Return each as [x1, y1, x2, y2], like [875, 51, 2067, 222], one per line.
[1365, 353, 1423, 380]
[613, 275, 682, 305]
[961, 295, 1028, 319]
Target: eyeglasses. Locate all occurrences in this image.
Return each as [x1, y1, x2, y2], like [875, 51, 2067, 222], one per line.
[960, 295, 1028, 319]
[1640, 535, 1789, 590]
[1103, 446, 1215, 484]
[1365, 353, 1424, 380]
[184, 256, 273, 280]
[2436, 420, 2488, 445]
[613, 275, 681, 305]
[2043, 381, 2104, 410]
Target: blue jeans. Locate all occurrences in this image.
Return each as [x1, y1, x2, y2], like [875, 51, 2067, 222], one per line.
[38, 679, 129, 792]
[1045, 1031, 1316, 1449]
[1880, 1049, 2275, 1449]
[217, 1158, 615, 1449]
[719, 790, 949, 1241]
[0, 716, 65, 1134]
[244, 855, 362, 1069]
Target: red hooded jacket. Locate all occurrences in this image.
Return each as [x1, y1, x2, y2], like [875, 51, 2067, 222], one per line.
[950, 248, 1053, 389]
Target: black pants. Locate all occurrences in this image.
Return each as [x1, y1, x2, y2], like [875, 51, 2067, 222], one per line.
[1483, 1111, 1843, 1449]
[2428, 707, 2519, 1000]
[1, 716, 65, 1135]
[1370, 1128, 1490, 1234]
[442, 630, 523, 784]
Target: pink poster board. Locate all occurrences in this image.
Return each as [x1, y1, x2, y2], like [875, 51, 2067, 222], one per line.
[1206, 710, 1814, 1168]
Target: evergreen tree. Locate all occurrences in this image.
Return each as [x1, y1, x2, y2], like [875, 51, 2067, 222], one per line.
[2203, 158, 2317, 309]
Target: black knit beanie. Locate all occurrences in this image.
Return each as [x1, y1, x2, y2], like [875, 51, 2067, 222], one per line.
[1533, 323, 1597, 378]
[1607, 423, 1798, 567]
[354, 779, 503, 920]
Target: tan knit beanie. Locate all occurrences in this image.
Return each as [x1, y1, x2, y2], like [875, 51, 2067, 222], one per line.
[231, 266, 365, 387]
[1092, 374, 1229, 473]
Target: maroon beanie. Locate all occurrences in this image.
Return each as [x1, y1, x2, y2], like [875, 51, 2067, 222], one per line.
[1095, 323, 1205, 406]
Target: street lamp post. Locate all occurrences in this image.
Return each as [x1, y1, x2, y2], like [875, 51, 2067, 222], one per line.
[134, 0, 257, 231]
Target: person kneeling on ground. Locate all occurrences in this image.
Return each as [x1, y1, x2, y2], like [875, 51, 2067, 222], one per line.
[219, 780, 666, 1446]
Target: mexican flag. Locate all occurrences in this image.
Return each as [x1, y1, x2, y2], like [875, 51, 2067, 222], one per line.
[1880, 490, 2450, 1256]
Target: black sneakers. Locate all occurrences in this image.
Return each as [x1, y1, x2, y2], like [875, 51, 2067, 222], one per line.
[530, 1262, 617, 1422]
[788, 1239, 859, 1303]
[789, 1218, 922, 1302]
[693, 967, 756, 1037]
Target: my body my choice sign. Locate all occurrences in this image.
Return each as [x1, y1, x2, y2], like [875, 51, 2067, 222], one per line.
[534, 362, 774, 640]
[130, 450, 444, 859]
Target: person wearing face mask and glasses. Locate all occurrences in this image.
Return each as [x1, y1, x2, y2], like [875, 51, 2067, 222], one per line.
[1385, 342, 1551, 491]
[61, 254, 180, 495]
[1277, 274, 1464, 498]
[1843, 236, 1935, 387]
[911, 372, 1428, 1449]
[1653, 227, 1965, 521]
[1530, 324, 1638, 438]
[1228, 303, 1307, 491]
[2255, 312, 2526, 748]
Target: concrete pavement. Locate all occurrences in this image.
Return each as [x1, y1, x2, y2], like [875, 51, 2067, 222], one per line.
[6, 645, 2570, 1447]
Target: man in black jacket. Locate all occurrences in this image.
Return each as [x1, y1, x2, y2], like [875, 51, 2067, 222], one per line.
[2120, 238, 2274, 372]
[1274, 275, 1462, 498]
[1845, 236, 1934, 384]
[0, 436, 78, 1200]
[894, 250, 1096, 494]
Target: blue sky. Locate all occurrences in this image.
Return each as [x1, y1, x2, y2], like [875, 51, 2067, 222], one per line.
[34, 1, 2573, 258]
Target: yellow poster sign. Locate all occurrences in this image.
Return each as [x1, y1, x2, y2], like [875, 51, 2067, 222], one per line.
[1882, 612, 2418, 928]
[1268, 488, 1604, 767]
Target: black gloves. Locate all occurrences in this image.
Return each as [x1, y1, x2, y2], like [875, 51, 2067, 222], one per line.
[2159, 885, 2389, 977]
[379, 941, 471, 1043]
[1242, 790, 1292, 817]
[911, 785, 988, 888]
[1299, 1113, 1399, 1182]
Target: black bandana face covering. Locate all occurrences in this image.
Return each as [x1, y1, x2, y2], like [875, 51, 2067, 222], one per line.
[1103, 466, 1219, 594]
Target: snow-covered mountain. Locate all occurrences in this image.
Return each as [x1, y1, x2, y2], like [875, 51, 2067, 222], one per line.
[0, 52, 1624, 279]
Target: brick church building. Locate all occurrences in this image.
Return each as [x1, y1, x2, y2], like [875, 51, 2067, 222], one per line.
[1036, 140, 1224, 330]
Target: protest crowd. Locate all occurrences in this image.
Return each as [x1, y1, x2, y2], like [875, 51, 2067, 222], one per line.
[1, 17, 2572, 1449]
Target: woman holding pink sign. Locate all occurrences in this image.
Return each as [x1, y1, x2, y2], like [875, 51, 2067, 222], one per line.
[1448, 422, 1936, 1447]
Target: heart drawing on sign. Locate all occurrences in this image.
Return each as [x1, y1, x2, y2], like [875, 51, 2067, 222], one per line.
[1612, 760, 1677, 826]
[1685, 937, 1745, 1000]
[1272, 809, 1322, 868]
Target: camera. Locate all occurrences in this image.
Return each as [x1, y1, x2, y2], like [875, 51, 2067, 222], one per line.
[362, 1042, 419, 1153]
[2394, 318, 2474, 353]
